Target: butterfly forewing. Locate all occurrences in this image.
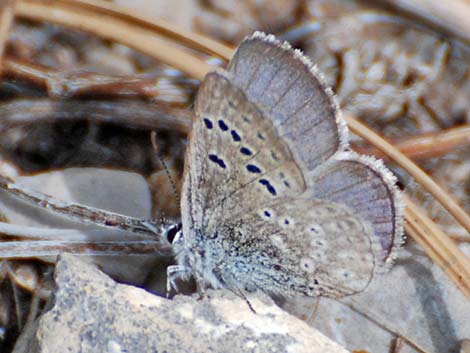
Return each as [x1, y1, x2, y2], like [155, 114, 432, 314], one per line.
[227, 33, 347, 174]
[183, 72, 306, 236]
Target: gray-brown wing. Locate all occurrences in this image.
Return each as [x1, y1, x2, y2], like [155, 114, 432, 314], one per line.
[227, 32, 348, 174]
[215, 197, 376, 298]
[310, 151, 403, 268]
[226, 32, 402, 269]
[181, 32, 402, 283]
[181, 72, 307, 239]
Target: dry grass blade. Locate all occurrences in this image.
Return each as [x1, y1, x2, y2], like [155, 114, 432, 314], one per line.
[345, 114, 470, 234]
[354, 125, 470, 160]
[379, 0, 470, 43]
[65, 0, 234, 59]
[0, 0, 15, 70]
[404, 195, 470, 297]
[0, 239, 167, 258]
[2, 57, 51, 86]
[16, 0, 213, 80]
[0, 222, 143, 240]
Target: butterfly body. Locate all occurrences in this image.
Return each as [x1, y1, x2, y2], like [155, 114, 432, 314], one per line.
[170, 32, 403, 300]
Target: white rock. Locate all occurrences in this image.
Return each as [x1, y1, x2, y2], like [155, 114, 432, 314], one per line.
[32, 254, 349, 353]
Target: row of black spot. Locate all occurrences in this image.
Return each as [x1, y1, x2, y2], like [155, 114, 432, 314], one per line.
[204, 116, 276, 196]
[262, 210, 291, 225]
[204, 117, 243, 143]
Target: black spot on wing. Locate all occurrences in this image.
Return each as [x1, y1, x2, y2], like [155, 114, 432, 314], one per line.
[231, 130, 241, 142]
[208, 154, 226, 169]
[218, 119, 229, 131]
[246, 164, 261, 173]
[259, 179, 277, 196]
[240, 147, 253, 156]
[203, 118, 213, 129]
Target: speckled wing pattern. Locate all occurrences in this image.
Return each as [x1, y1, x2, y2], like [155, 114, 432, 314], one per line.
[181, 32, 403, 298]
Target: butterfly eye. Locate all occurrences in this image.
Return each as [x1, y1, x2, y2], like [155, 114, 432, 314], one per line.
[166, 223, 182, 244]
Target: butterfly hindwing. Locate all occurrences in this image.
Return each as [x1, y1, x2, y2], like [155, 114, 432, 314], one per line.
[311, 152, 403, 268]
[214, 197, 376, 298]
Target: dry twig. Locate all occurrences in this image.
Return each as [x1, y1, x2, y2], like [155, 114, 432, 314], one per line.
[0, 0, 15, 70]
[3, 58, 197, 103]
[0, 99, 192, 135]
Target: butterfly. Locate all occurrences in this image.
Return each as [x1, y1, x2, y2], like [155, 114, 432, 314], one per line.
[168, 32, 403, 301]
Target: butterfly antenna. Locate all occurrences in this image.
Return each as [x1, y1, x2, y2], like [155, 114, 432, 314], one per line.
[151, 131, 180, 207]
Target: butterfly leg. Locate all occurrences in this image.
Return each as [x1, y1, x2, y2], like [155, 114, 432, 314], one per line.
[194, 272, 207, 300]
[166, 265, 191, 298]
[0, 174, 162, 237]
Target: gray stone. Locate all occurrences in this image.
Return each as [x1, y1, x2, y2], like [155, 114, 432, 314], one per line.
[32, 254, 348, 353]
[0, 168, 159, 285]
[282, 243, 470, 353]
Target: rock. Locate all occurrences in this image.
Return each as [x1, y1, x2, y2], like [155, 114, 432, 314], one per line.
[32, 254, 348, 353]
[282, 243, 470, 353]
